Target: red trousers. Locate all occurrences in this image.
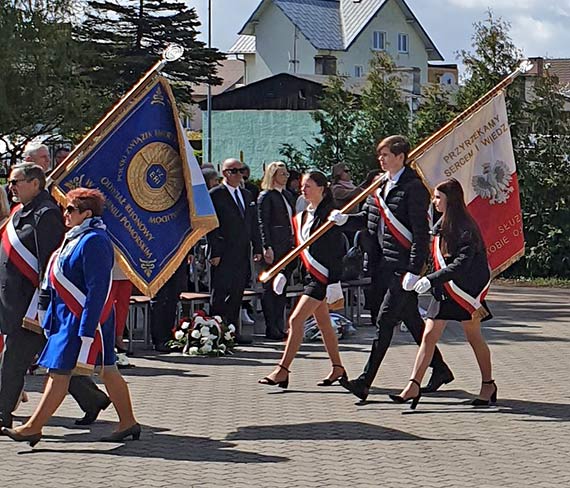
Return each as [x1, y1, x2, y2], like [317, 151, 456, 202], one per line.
[110, 280, 132, 338]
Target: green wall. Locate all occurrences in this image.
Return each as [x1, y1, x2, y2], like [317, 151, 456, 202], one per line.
[203, 110, 320, 178]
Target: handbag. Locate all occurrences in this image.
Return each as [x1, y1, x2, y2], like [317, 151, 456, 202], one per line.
[341, 232, 364, 281]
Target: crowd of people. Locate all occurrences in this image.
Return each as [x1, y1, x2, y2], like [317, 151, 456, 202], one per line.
[0, 133, 498, 448]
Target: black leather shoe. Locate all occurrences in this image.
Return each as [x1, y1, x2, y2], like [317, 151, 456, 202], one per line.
[1, 427, 42, 447]
[0, 414, 13, 430]
[75, 398, 112, 426]
[421, 368, 455, 393]
[339, 377, 370, 401]
[100, 423, 141, 442]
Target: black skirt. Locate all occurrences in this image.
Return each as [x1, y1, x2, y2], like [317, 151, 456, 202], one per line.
[303, 275, 327, 301]
[426, 297, 492, 322]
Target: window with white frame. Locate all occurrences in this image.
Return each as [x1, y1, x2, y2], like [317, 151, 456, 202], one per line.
[372, 31, 385, 51]
[354, 65, 364, 78]
[398, 33, 409, 53]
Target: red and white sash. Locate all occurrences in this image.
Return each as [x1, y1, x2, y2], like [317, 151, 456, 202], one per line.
[48, 250, 113, 370]
[373, 189, 413, 250]
[432, 235, 491, 319]
[0, 206, 41, 329]
[291, 211, 329, 284]
[0, 334, 5, 355]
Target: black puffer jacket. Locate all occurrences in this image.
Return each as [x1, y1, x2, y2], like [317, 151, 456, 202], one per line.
[343, 166, 430, 274]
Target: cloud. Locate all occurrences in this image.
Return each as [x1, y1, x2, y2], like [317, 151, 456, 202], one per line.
[510, 14, 570, 57]
[448, 0, 543, 8]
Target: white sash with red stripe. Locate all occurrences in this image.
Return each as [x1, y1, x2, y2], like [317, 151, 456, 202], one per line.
[292, 211, 329, 284]
[48, 249, 113, 370]
[373, 189, 413, 250]
[432, 235, 491, 319]
[1, 207, 41, 328]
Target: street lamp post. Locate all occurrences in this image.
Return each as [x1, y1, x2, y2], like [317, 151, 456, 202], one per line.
[206, 0, 212, 164]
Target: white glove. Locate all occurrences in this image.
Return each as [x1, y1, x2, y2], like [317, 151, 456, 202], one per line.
[326, 282, 343, 304]
[80, 336, 94, 348]
[401, 272, 420, 291]
[272, 273, 287, 295]
[328, 209, 349, 226]
[414, 277, 431, 294]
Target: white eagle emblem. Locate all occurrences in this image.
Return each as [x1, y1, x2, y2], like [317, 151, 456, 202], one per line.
[472, 160, 513, 205]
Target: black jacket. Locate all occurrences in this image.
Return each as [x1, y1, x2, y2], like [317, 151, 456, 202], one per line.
[300, 199, 344, 284]
[257, 189, 294, 257]
[427, 222, 491, 298]
[343, 166, 430, 274]
[207, 184, 262, 262]
[0, 190, 65, 335]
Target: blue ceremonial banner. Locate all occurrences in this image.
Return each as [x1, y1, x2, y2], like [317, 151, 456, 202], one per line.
[51, 76, 218, 296]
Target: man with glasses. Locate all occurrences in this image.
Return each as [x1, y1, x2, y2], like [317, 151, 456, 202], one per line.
[207, 158, 262, 342]
[0, 163, 110, 428]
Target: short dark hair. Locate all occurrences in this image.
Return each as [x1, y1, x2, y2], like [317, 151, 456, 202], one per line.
[11, 163, 46, 190]
[377, 135, 411, 163]
[66, 187, 106, 216]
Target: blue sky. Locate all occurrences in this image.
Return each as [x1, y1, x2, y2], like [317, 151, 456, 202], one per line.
[187, 0, 570, 64]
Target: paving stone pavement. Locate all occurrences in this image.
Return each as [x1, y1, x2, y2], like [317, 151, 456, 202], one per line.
[2, 285, 570, 488]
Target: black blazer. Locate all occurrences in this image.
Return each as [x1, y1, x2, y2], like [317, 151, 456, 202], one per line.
[0, 190, 65, 334]
[427, 222, 491, 298]
[257, 189, 294, 257]
[343, 166, 430, 274]
[300, 199, 344, 284]
[207, 184, 262, 262]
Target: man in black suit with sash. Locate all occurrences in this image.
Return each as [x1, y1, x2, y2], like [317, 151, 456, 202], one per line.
[330, 136, 454, 401]
[207, 159, 262, 341]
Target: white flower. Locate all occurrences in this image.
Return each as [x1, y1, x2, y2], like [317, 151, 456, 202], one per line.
[194, 317, 206, 326]
[199, 326, 210, 336]
[174, 330, 185, 340]
[213, 315, 223, 323]
[209, 334, 218, 341]
[201, 343, 212, 353]
[188, 346, 199, 355]
[228, 324, 236, 333]
[181, 321, 191, 330]
[224, 332, 233, 341]
[191, 329, 201, 339]
[219, 344, 226, 353]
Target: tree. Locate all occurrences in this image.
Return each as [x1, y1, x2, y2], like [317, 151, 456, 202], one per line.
[0, 0, 99, 165]
[77, 0, 225, 108]
[412, 84, 457, 143]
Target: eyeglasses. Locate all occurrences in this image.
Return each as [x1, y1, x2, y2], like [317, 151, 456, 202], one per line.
[64, 205, 79, 214]
[8, 178, 27, 186]
[343, 169, 350, 174]
[224, 168, 247, 175]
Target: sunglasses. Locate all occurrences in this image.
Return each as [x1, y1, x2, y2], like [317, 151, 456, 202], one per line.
[224, 168, 247, 175]
[64, 205, 80, 214]
[8, 178, 28, 186]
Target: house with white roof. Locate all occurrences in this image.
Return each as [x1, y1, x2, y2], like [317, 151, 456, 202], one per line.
[229, 0, 444, 85]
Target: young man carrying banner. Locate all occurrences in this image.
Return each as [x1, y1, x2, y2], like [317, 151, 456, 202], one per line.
[329, 135, 454, 401]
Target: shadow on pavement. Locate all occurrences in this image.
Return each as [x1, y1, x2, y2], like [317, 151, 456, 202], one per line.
[225, 420, 434, 441]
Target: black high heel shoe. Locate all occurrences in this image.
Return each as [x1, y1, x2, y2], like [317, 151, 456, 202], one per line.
[471, 379, 498, 406]
[1, 427, 42, 447]
[389, 378, 422, 410]
[317, 364, 347, 386]
[100, 423, 141, 442]
[258, 364, 290, 389]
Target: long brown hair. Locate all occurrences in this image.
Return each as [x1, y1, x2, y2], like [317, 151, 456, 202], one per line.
[436, 178, 484, 255]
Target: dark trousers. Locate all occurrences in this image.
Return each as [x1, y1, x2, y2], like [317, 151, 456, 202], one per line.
[261, 281, 287, 337]
[150, 264, 188, 346]
[210, 260, 249, 330]
[0, 326, 109, 424]
[359, 267, 449, 387]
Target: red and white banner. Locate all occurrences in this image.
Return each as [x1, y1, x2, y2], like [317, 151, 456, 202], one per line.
[413, 91, 524, 275]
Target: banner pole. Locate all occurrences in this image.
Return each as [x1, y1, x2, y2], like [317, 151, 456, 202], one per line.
[259, 61, 532, 284]
[49, 45, 184, 184]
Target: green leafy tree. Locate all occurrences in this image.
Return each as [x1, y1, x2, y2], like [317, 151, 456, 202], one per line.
[0, 0, 99, 164]
[412, 83, 458, 143]
[77, 0, 225, 108]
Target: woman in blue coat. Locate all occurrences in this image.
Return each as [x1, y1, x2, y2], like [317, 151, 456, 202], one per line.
[1, 188, 139, 446]
[389, 178, 496, 409]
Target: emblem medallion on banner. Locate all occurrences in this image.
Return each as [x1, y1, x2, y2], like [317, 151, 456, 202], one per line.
[127, 142, 184, 212]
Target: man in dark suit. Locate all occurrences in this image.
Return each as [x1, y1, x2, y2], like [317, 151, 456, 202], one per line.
[0, 163, 110, 428]
[207, 159, 262, 341]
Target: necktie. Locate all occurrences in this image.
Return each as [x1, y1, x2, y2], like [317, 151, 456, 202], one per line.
[235, 189, 245, 218]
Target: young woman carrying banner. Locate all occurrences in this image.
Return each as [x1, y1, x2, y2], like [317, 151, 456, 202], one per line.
[258, 171, 346, 388]
[390, 178, 496, 409]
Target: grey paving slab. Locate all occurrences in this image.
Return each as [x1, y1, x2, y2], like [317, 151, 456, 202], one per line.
[1, 285, 569, 488]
